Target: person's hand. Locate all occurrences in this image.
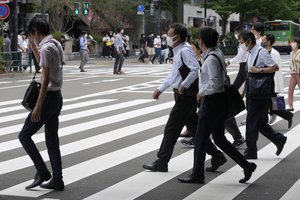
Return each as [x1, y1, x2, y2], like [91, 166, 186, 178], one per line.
[178, 84, 185, 95]
[248, 66, 260, 73]
[31, 105, 42, 123]
[197, 94, 203, 103]
[153, 89, 162, 100]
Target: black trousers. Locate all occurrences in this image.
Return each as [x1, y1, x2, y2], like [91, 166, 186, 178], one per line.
[156, 91, 222, 165]
[192, 92, 249, 179]
[187, 113, 243, 142]
[233, 62, 247, 90]
[268, 96, 293, 120]
[19, 91, 63, 180]
[245, 97, 286, 156]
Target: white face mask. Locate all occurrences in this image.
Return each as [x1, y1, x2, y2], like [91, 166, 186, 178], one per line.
[291, 42, 298, 50]
[234, 34, 239, 40]
[84, 34, 88, 38]
[167, 35, 177, 47]
[240, 42, 249, 52]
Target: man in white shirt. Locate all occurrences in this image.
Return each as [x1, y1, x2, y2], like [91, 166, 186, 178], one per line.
[239, 30, 287, 160]
[79, 30, 89, 72]
[19, 16, 65, 191]
[262, 34, 293, 128]
[151, 35, 162, 64]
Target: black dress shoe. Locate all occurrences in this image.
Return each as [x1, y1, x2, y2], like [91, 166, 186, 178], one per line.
[276, 136, 287, 156]
[206, 154, 227, 172]
[288, 114, 293, 129]
[40, 178, 65, 191]
[143, 162, 168, 172]
[25, 173, 51, 189]
[178, 175, 204, 184]
[243, 152, 257, 160]
[179, 129, 192, 138]
[239, 162, 257, 183]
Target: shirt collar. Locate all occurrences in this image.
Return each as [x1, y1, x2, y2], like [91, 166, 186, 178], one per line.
[249, 44, 260, 54]
[172, 42, 185, 54]
[201, 47, 214, 60]
[39, 35, 53, 47]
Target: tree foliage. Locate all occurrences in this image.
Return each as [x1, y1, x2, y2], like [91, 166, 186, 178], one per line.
[32, 0, 74, 33]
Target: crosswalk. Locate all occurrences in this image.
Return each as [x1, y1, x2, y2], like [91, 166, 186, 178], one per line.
[0, 62, 299, 200]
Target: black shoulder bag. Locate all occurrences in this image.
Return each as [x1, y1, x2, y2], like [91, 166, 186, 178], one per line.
[209, 53, 246, 120]
[246, 49, 275, 99]
[21, 72, 41, 111]
[178, 52, 199, 96]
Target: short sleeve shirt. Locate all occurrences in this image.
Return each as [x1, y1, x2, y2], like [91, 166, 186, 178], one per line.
[39, 35, 64, 91]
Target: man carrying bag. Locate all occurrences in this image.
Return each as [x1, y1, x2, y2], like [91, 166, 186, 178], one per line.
[18, 16, 65, 191]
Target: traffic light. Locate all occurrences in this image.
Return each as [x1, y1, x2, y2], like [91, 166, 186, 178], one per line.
[74, 2, 80, 16]
[82, 2, 89, 15]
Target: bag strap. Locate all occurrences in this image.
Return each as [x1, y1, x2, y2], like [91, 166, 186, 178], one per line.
[253, 48, 263, 67]
[32, 72, 37, 81]
[206, 53, 228, 84]
[45, 39, 64, 69]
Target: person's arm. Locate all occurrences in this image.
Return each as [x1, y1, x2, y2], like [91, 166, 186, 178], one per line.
[248, 49, 279, 73]
[178, 48, 199, 93]
[29, 36, 40, 63]
[31, 67, 49, 122]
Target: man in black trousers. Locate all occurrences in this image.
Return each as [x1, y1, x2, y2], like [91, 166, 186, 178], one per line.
[179, 27, 256, 184]
[142, 23, 226, 173]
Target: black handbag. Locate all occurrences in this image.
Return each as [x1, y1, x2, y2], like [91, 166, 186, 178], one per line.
[246, 49, 275, 99]
[210, 53, 245, 120]
[21, 72, 41, 111]
[178, 52, 199, 96]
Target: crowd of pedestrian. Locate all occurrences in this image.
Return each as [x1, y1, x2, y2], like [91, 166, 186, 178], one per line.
[6, 17, 297, 192]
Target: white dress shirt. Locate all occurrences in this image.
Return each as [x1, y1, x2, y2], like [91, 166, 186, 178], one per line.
[198, 48, 226, 96]
[158, 42, 199, 92]
[270, 48, 284, 93]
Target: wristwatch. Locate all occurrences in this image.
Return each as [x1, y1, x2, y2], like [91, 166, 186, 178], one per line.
[260, 69, 263, 73]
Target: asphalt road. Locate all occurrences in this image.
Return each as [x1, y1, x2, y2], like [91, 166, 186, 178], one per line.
[0, 54, 299, 200]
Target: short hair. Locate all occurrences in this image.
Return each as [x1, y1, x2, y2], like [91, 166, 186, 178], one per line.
[3, 33, 8, 38]
[239, 29, 256, 45]
[292, 37, 300, 48]
[28, 16, 50, 36]
[169, 23, 187, 42]
[234, 26, 243, 33]
[265, 34, 275, 45]
[191, 40, 200, 50]
[198, 27, 219, 48]
[252, 22, 264, 36]
[116, 27, 123, 33]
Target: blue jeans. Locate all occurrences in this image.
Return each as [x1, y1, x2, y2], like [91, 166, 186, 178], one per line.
[19, 90, 63, 180]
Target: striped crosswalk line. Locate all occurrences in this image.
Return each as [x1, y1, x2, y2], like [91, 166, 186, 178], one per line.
[0, 64, 299, 200]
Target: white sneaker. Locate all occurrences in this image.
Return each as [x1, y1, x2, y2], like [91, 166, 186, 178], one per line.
[269, 114, 277, 124]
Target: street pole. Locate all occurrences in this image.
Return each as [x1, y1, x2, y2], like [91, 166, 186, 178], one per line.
[41, 0, 46, 19]
[204, 0, 207, 26]
[157, 0, 161, 34]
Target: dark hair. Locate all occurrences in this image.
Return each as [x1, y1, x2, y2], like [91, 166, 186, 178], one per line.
[198, 27, 219, 48]
[252, 22, 264, 36]
[191, 40, 200, 50]
[292, 37, 300, 48]
[234, 26, 243, 33]
[116, 27, 123, 33]
[239, 29, 256, 45]
[3, 33, 8, 38]
[265, 34, 275, 45]
[169, 23, 187, 42]
[28, 16, 50, 36]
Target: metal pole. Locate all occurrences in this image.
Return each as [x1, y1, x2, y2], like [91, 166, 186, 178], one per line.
[204, 0, 207, 26]
[157, 0, 161, 34]
[41, 0, 46, 19]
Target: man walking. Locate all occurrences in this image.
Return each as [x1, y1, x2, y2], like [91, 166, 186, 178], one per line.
[142, 23, 226, 172]
[79, 30, 89, 72]
[19, 16, 65, 191]
[113, 27, 125, 74]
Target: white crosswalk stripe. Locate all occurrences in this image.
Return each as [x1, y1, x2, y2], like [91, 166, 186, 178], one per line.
[0, 65, 299, 200]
